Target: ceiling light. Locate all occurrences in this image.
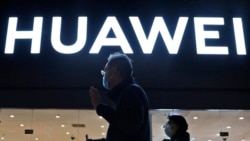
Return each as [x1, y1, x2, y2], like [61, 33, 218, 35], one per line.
[0, 137, 4, 140]
[35, 138, 39, 140]
[99, 116, 103, 119]
[61, 124, 65, 127]
[56, 114, 60, 119]
[100, 125, 105, 128]
[226, 126, 231, 129]
[239, 117, 244, 120]
[20, 124, 24, 127]
[193, 116, 198, 120]
[66, 132, 70, 135]
[102, 132, 105, 135]
[216, 133, 220, 136]
[9, 115, 15, 118]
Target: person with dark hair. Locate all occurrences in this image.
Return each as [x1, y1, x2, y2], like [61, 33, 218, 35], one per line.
[162, 114, 190, 141]
[89, 52, 151, 141]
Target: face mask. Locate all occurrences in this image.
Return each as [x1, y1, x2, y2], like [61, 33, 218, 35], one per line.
[164, 125, 174, 138]
[102, 67, 116, 90]
[102, 76, 109, 90]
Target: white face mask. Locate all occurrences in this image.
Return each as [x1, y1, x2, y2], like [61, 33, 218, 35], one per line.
[164, 125, 174, 138]
[101, 67, 116, 90]
[102, 76, 109, 90]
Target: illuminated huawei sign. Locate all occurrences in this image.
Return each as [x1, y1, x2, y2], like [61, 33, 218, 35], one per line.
[4, 16, 247, 55]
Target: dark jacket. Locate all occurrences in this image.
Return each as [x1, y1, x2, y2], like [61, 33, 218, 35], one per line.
[96, 77, 150, 141]
[170, 132, 190, 141]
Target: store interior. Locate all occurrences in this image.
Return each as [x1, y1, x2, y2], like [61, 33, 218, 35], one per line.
[0, 108, 249, 141]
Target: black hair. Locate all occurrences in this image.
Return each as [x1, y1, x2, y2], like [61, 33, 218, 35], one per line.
[168, 115, 188, 132]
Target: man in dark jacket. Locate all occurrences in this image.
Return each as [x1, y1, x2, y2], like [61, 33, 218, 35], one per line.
[163, 114, 190, 141]
[89, 52, 151, 141]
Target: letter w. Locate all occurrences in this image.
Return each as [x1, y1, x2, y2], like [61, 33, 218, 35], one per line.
[129, 17, 188, 54]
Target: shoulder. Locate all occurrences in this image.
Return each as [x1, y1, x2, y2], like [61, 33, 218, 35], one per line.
[176, 132, 190, 141]
[123, 83, 148, 100]
[126, 83, 145, 93]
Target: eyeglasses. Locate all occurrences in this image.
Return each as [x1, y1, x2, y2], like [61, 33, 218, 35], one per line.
[161, 122, 170, 129]
[101, 70, 105, 75]
[101, 66, 112, 75]
[161, 124, 166, 129]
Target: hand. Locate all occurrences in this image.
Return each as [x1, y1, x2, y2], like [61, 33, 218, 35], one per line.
[89, 86, 101, 109]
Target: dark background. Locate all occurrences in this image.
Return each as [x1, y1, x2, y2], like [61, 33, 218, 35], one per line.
[0, 0, 250, 109]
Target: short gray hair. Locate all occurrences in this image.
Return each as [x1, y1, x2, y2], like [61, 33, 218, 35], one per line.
[107, 52, 133, 79]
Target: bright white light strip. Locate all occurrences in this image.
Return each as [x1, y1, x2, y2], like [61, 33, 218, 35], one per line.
[129, 16, 188, 54]
[5, 17, 43, 54]
[89, 16, 133, 54]
[51, 17, 87, 54]
[233, 18, 247, 55]
[194, 17, 228, 55]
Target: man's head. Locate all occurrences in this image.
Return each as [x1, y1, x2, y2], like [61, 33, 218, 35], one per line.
[164, 115, 188, 138]
[102, 52, 133, 89]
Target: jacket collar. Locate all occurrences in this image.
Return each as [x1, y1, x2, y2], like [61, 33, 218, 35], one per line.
[171, 131, 190, 141]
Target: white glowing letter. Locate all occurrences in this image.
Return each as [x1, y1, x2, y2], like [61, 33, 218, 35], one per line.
[89, 16, 133, 54]
[129, 16, 188, 54]
[5, 17, 43, 54]
[233, 18, 246, 55]
[194, 17, 228, 55]
[51, 17, 87, 54]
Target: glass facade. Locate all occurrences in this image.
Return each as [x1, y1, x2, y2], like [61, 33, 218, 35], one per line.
[0, 108, 249, 141]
